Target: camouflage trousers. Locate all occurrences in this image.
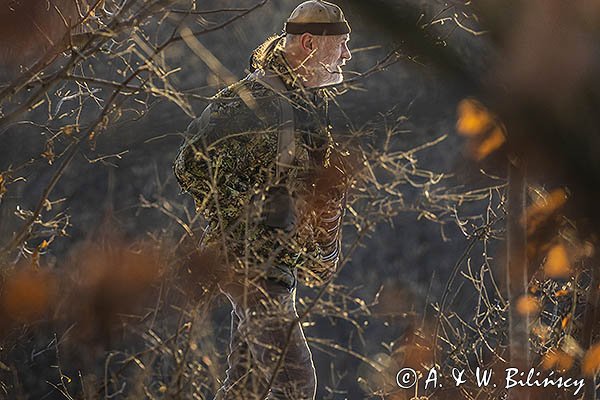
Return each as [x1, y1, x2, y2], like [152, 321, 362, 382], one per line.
[214, 278, 317, 400]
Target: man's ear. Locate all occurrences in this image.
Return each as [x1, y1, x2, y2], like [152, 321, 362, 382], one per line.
[300, 33, 314, 53]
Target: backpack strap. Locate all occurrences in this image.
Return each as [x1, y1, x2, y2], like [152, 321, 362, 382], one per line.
[186, 103, 213, 147]
[250, 70, 296, 182]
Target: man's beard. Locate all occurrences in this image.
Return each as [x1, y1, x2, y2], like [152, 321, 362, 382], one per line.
[317, 64, 344, 86]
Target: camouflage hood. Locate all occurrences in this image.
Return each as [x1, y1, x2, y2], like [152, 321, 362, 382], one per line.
[249, 35, 305, 90]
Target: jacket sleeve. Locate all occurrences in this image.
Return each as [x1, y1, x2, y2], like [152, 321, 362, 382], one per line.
[299, 148, 351, 285]
[172, 104, 214, 210]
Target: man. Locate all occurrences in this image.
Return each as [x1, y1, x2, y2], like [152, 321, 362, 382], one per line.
[173, 1, 352, 398]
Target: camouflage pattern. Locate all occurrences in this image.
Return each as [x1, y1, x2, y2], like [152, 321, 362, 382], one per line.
[173, 36, 349, 289]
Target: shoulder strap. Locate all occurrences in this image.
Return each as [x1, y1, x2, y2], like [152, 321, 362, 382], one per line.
[250, 70, 296, 182]
[187, 103, 213, 145]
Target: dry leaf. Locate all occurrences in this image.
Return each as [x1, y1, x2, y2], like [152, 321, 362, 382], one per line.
[524, 188, 567, 234]
[456, 99, 494, 137]
[561, 313, 571, 330]
[544, 244, 572, 278]
[543, 348, 574, 372]
[516, 295, 540, 315]
[1, 268, 56, 322]
[582, 343, 600, 377]
[472, 125, 506, 160]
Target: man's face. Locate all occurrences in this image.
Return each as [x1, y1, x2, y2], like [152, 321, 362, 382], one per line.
[310, 33, 351, 86]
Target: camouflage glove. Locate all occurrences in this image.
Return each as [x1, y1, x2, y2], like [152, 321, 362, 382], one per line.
[261, 185, 297, 233]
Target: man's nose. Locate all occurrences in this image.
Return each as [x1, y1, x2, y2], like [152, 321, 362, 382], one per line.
[341, 43, 351, 61]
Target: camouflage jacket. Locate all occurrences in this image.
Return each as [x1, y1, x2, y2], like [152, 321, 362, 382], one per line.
[173, 40, 349, 288]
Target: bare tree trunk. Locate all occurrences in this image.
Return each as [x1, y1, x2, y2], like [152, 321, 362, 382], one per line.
[506, 157, 530, 400]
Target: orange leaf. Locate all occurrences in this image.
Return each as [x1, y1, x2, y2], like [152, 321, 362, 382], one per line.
[524, 188, 567, 234]
[542, 349, 560, 370]
[529, 283, 539, 294]
[456, 99, 494, 137]
[1, 269, 56, 322]
[561, 313, 571, 329]
[529, 189, 568, 215]
[544, 244, 572, 279]
[543, 348, 574, 372]
[582, 343, 600, 377]
[472, 125, 506, 160]
[557, 352, 574, 371]
[516, 295, 540, 316]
